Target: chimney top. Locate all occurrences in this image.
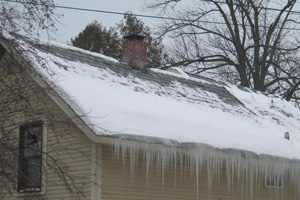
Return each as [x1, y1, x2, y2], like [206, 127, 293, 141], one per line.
[123, 34, 146, 41]
[122, 34, 147, 70]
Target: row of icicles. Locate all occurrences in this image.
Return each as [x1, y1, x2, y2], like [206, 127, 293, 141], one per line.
[112, 138, 300, 199]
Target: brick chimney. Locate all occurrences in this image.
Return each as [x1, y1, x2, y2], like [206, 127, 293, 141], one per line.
[122, 34, 147, 69]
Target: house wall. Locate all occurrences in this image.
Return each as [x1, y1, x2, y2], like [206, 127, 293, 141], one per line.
[100, 144, 297, 200]
[0, 51, 92, 199]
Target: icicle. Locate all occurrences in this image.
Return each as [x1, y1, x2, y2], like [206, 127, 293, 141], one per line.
[113, 138, 300, 199]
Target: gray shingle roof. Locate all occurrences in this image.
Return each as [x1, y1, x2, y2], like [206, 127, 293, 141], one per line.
[7, 33, 300, 161]
[33, 39, 247, 113]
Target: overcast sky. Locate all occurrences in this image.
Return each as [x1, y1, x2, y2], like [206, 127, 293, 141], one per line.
[48, 0, 158, 43]
[43, 1, 300, 45]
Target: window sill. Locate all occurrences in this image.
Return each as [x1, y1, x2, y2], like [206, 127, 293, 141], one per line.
[13, 190, 45, 197]
[264, 185, 283, 189]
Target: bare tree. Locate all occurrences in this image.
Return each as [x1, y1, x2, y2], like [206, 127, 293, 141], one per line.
[0, 37, 92, 199]
[0, 0, 58, 38]
[0, 1, 91, 199]
[147, 0, 300, 104]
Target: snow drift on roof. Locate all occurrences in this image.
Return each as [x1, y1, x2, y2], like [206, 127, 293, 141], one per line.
[5, 33, 300, 161]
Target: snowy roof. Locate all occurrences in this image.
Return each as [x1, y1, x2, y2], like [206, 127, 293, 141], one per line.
[5, 34, 300, 161]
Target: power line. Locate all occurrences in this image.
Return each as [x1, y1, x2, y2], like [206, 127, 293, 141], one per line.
[54, 5, 300, 31]
[57, 5, 179, 21]
[1, 0, 300, 31]
[2, 0, 300, 19]
[0, 0, 180, 21]
[53, 5, 229, 25]
[0, 0, 231, 24]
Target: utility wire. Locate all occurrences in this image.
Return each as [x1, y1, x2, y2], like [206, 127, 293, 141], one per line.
[1, 0, 300, 30]
[57, 5, 179, 21]
[2, 0, 300, 18]
[0, 0, 232, 25]
[0, 0, 181, 21]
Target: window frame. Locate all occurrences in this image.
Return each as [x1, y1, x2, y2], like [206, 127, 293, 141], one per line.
[17, 122, 43, 193]
[265, 175, 284, 189]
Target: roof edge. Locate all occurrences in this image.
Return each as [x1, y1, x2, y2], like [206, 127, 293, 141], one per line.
[93, 133, 300, 163]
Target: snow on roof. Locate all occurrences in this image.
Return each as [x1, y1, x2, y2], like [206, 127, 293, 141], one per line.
[6, 34, 300, 161]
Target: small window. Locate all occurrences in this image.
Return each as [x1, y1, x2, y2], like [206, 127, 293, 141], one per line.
[18, 123, 43, 193]
[265, 176, 283, 188]
[0, 43, 6, 61]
